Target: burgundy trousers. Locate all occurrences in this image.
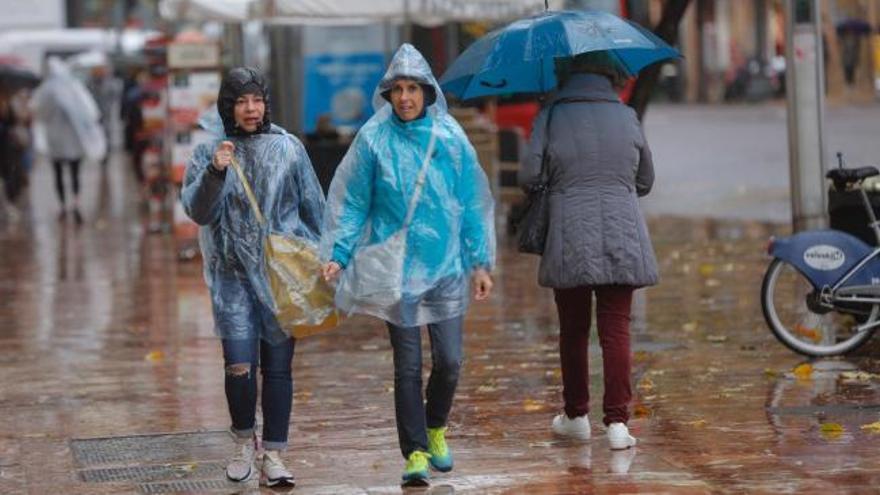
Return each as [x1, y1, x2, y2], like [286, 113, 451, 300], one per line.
[553, 285, 635, 426]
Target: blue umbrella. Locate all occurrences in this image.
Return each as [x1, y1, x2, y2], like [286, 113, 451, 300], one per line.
[440, 9, 680, 100]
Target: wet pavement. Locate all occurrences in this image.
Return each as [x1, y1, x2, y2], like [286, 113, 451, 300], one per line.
[2, 105, 880, 494]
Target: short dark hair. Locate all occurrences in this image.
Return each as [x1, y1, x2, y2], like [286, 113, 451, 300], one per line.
[556, 51, 631, 88]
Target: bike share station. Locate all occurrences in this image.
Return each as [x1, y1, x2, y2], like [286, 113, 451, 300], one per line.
[761, 0, 880, 357]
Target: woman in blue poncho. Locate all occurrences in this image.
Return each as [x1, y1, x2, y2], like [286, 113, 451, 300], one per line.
[181, 68, 324, 488]
[320, 44, 496, 487]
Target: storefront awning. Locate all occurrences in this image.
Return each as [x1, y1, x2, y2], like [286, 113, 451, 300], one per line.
[251, 0, 566, 26]
[159, 0, 255, 22]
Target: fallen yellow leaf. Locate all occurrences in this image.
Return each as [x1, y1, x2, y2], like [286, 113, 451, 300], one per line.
[860, 421, 880, 433]
[637, 377, 655, 392]
[764, 368, 781, 378]
[145, 350, 164, 362]
[633, 351, 653, 363]
[633, 404, 652, 418]
[681, 322, 698, 333]
[793, 363, 813, 380]
[794, 324, 822, 343]
[523, 399, 548, 413]
[820, 422, 844, 439]
[686, 419, 707, 427]
[698, 264, 716, 277]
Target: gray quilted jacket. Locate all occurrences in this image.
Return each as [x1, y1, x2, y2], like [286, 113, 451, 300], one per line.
[518, 73, 658, 289]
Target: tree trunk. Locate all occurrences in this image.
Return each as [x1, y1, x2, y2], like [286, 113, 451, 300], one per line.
[628, 0, 694, 121]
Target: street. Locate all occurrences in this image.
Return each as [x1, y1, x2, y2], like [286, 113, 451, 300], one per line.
[0, 103, 879, 494]
[642, 102, 880, 222]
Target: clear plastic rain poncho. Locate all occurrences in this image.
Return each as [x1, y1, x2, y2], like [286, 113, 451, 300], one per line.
[181, 68, 325, 343]
[31, 57, 106, 162]
[320, 44, 496, 328]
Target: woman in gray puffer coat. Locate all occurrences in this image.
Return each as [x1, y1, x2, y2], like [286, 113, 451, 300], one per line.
[519, 51, 658, 451]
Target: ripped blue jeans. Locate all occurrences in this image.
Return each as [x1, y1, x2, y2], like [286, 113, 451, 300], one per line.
[222, 336, 295, 451]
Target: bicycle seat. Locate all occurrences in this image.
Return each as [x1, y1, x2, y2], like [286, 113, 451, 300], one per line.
[826, 166, 879, 189]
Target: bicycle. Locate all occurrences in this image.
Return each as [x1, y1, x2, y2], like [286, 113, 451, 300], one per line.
[762, 154, 880, 356]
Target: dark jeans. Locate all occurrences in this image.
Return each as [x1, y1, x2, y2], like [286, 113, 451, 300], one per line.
[387, 316, 463, 459]
[222, 336, 296, 451]
[53, 159, 81, 204]
[553, 285, 635, 426]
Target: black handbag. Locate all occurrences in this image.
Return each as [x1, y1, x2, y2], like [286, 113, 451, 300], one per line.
[516, 149, 553, 255]
[516, 96, 616, 255]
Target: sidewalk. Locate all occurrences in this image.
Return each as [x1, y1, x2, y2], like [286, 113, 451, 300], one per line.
[1, 105, 879, 494]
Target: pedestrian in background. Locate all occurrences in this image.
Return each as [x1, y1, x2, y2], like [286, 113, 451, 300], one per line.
[87, 64, 122, 165]
[181, 67, 324, 488]
[519, 51, 658, 450]
[32, 57, 105, 224]
[320, 44, 495, 487]
[121, 69, 148, 186]
[0, 91, 22, 221]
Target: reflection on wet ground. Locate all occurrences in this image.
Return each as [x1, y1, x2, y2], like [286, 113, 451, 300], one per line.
[0, 160, 878, 494]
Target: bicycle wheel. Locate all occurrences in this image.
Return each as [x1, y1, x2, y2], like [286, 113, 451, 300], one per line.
[761, 258, 877, 356]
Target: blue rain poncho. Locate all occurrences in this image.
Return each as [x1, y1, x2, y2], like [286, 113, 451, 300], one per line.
[320, 44, 496, 327]
[181, 93, 325, 343]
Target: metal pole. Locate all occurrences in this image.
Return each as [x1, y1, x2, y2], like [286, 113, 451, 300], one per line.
[785, 0, 828, 231]
[403, 0, 412, 43]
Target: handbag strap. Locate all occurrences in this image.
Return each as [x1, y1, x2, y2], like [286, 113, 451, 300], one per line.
[229, 156, 267, 227]
[538, 96, 620, 185]
[402, 122, 438, 229]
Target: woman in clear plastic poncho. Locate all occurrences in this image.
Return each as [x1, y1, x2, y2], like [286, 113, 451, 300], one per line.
[320, 44, 495, 487]
[181, 68, 323, 488]
[31, 57, 106, 224]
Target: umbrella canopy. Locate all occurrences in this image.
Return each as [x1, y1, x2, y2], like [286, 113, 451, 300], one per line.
[440, 9, 680, 100]
[835, 18, 872, 35]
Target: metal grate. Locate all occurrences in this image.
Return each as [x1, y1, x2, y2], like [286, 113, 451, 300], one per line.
[137, 479, 244, 494]
[71, 431, 229, 467]
[78, 462, 225, 483]
[72, 431, 238, 494]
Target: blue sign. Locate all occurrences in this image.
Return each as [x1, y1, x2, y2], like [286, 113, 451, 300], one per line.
[303, 52, 386, 134]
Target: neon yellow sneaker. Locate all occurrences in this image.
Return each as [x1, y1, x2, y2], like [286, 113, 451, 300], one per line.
[427, 426, 453, 472]
[402, 450, 430, 487]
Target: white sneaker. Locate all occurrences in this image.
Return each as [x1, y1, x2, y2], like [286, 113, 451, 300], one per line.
[226, 434, 257, 482]
[551, 414, 591, 440]
[261, 450, 295, 487]
[607, 422, 637, 450]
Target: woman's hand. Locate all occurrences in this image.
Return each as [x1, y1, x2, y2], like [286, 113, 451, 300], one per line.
[472, 268, 493, 301]
[212, 141, 235, 171]
[322, 261, 342, 282]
